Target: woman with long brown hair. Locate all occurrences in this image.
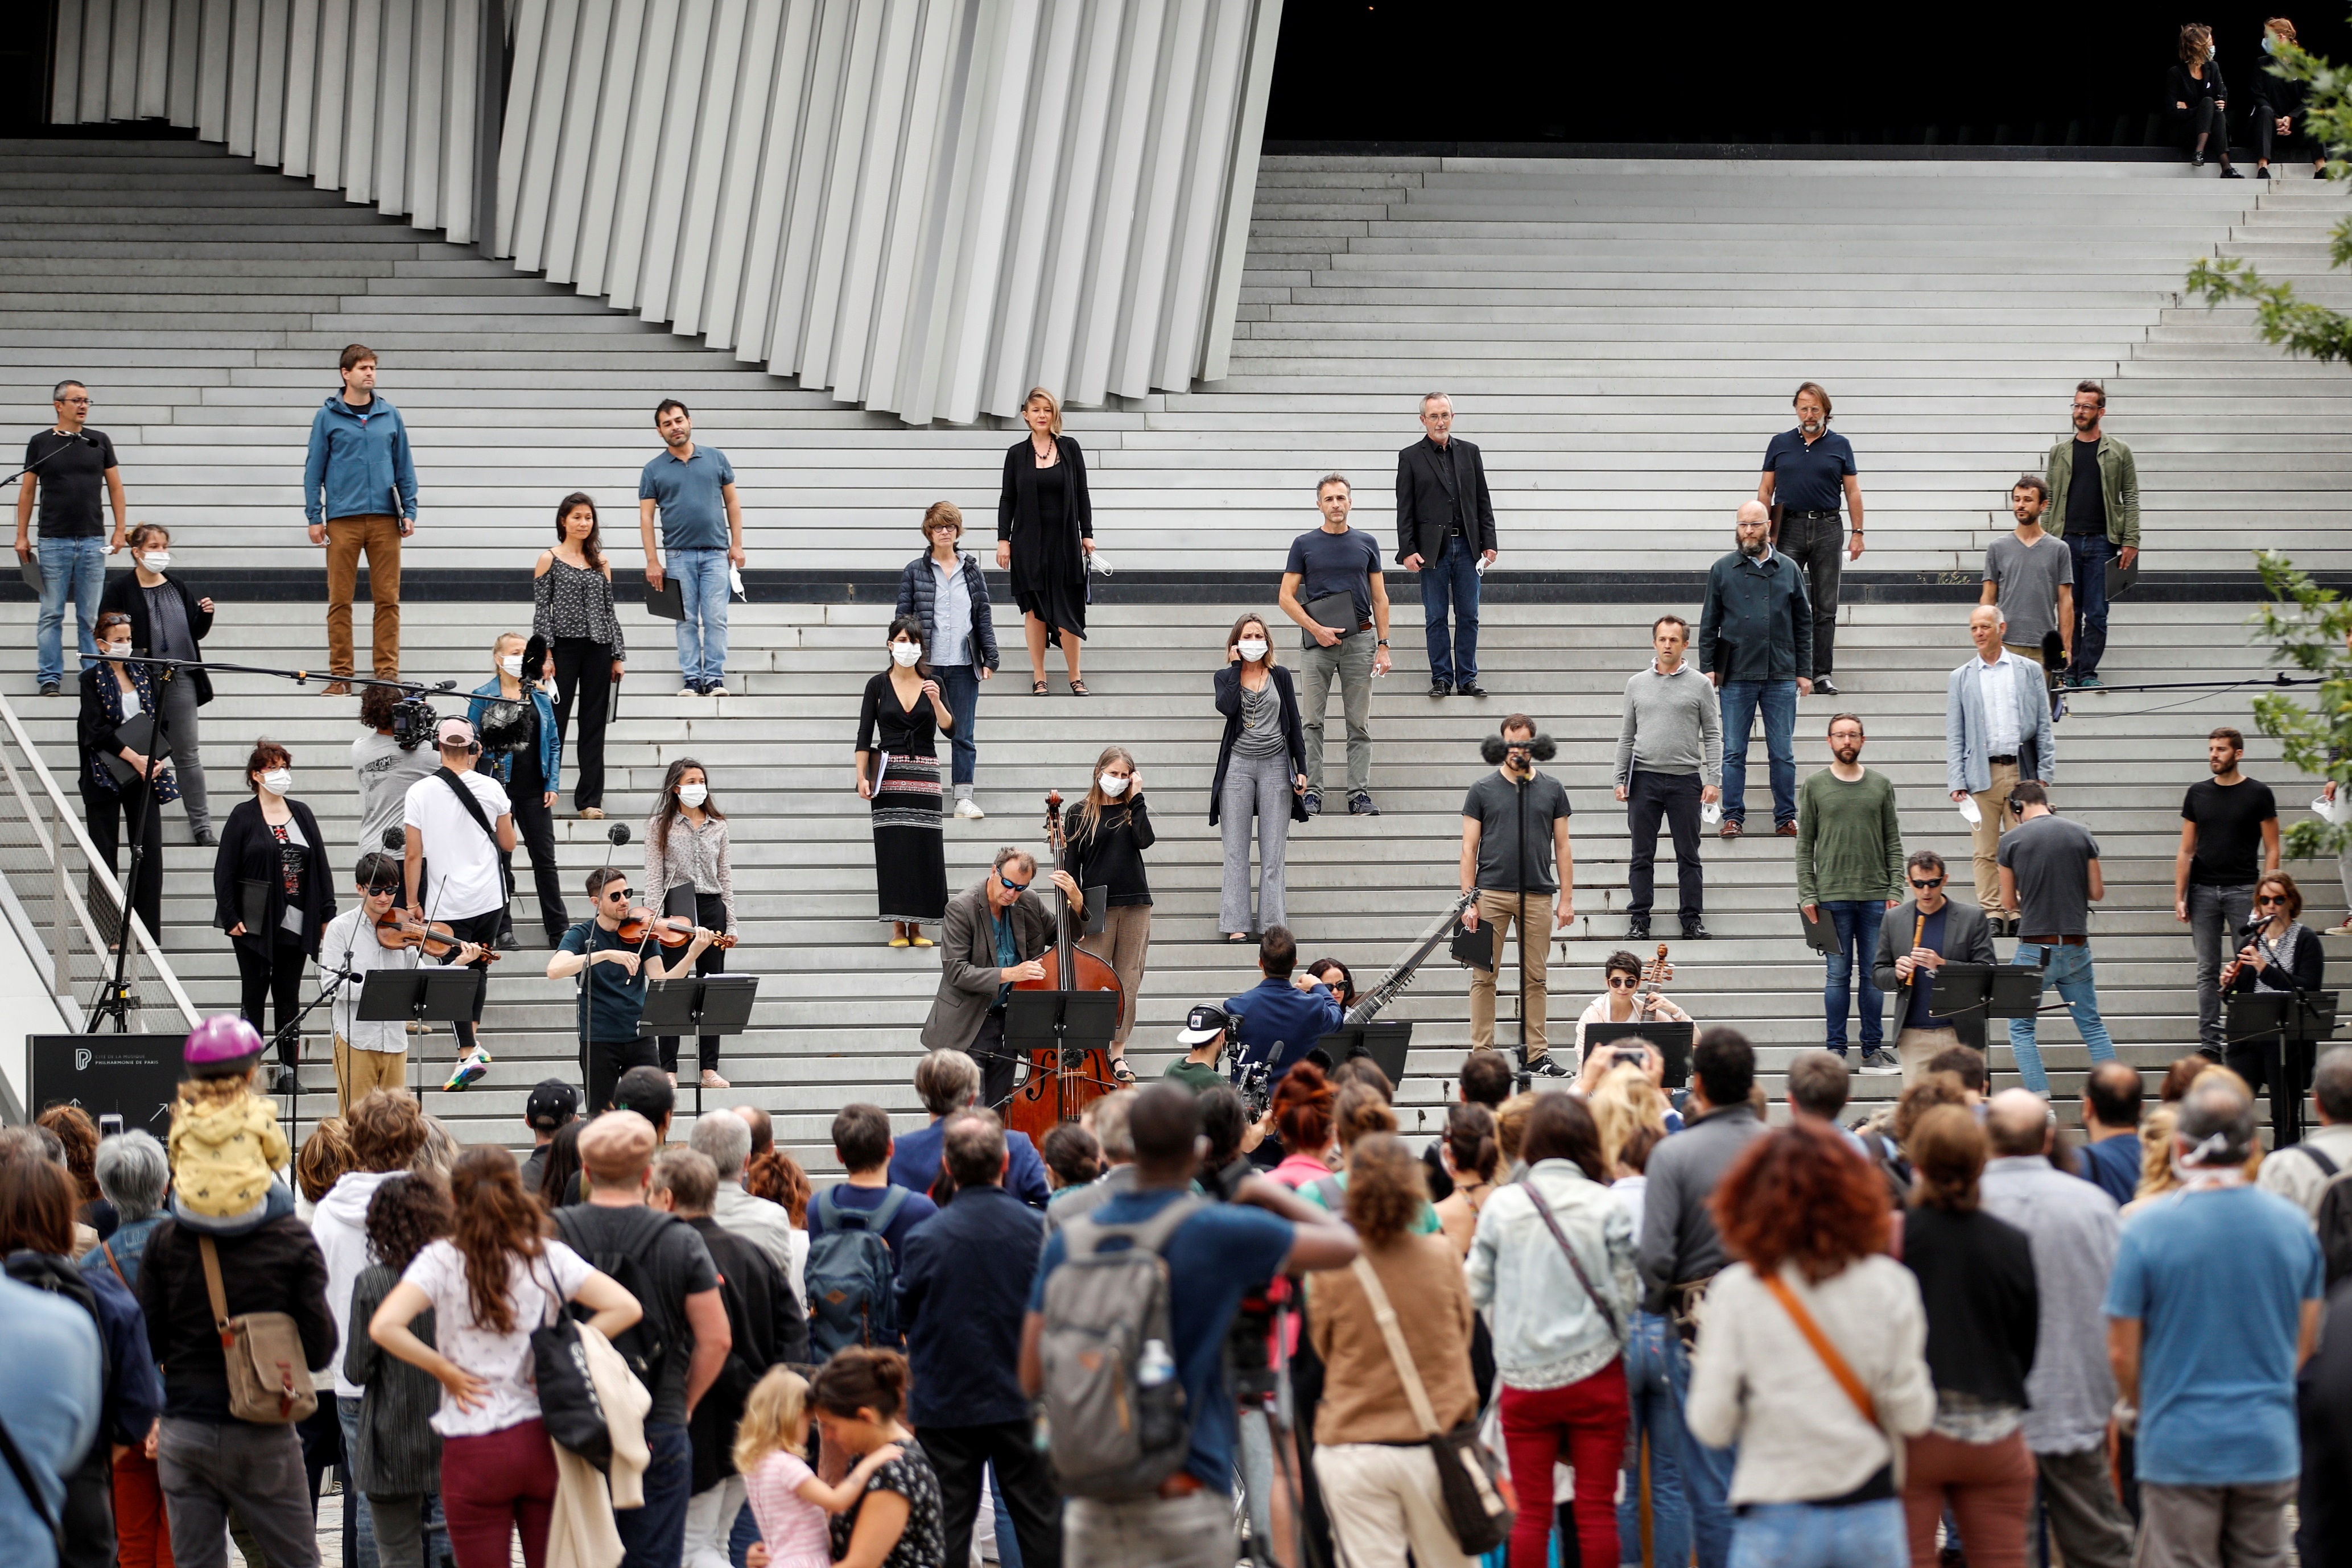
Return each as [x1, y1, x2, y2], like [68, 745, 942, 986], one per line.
[645, 754, 737, 1087]
[2166, 23, 2239, 174]
[1065, 743, 1153, 1079]
[1686, 1121, 1934, 1566]
[996, 387, 1092, 695]
[532, 491, 625, 818]
[369, 1145, 639, 1568]
[1212, 612, 1309, 940]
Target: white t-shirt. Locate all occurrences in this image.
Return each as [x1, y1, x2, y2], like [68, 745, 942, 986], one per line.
[399, 1237, 594, 1437]
[401, 769, 511, 921]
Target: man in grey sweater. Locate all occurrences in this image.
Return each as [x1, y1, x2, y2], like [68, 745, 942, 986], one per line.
[1616, 614, 1723, 940]
[1637, 1026, 1765, 1568]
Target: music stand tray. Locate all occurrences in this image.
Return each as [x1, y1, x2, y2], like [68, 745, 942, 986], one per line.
[641, 975, 760, 1037]
[1582, 1021, 1695, 1087]
[354, 967, 482, 1022]
[1318, 1022, 1412, 1086]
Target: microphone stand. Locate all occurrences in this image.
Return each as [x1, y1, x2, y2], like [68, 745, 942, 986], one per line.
[1, 431, 105, 489]
[88, 658, 178, 1034]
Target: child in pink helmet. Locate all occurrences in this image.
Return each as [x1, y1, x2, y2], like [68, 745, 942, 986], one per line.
[167, 1015, 293, 1231]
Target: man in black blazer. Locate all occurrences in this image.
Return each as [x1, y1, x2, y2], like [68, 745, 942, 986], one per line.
[1873, 848, 1999, 1083]
[1396, 393, 1497, 698]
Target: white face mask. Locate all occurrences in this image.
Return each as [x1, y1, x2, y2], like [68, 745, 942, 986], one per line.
[261, 769, 292, 796]
[101, 641, 131, 659]
[1236, 638, 1269, 662]
[500, 655, 524, 678]
[2262, 32, 2278, 53]
[1099, 773, 1130, 797]
[891, 642, 923, 667]
[141, 551, 170, 572]
[677, 783, 708, 808]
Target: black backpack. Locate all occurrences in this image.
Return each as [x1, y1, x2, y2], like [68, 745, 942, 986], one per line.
[551, 1204, 679, 1392]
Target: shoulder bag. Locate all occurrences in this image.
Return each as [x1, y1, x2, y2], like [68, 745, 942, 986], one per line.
[529, 1258, 616, 1470]
[1348, 1256, 1513, 1554]
[1758, 1270, 1904, 1486]
[197, 1235, 317, 1424]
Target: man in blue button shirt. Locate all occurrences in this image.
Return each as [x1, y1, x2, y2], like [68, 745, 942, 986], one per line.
[1755, 381, 1864, 698]
[1224, 925, 1343, 1084]
[638, 399, 745, 698]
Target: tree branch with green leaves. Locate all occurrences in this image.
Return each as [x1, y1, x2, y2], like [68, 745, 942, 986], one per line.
[2248, 552, 2352, 861]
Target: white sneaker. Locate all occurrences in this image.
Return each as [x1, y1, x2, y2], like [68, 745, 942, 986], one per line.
[676, 686, 703, 701]
[708, 682, 730, 698]
[955, 797, 986, 820]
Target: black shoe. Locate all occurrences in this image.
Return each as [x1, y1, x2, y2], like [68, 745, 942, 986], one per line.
[2193, 150, 2207, 168]
[1627, 915, 1652, 940]
[1428, 679, 1452, 699]
[193, 828, 218, 847]
[270, 1065, 300, 1096]
[1455, 680, 1487, 698]
[497, 927, 518, 951]
[1812, 676, 1841, 697]
[1348, 790, 1379, 816]
[1525, 1054, 1570, 1079]
[2258, 164, 2273, 179]
[1301, 790, 1322, 817]
[1681, 917, 1712, 940]
[38, 682, 59, 698]
[2221, 164, 2244, 179]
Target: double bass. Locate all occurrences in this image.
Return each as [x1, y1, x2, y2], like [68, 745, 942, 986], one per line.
[1005, 789, 1124, 1138]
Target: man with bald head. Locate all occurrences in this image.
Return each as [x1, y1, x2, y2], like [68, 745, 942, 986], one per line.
[1946, 603, 2054, 932]
[1697, 500, 1814, 840]
[728, 1102, 773, 1157]
[1979, 1090, 2134, 1568]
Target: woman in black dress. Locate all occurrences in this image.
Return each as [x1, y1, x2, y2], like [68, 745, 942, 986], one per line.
[78, 609, 176, 955]
[213, 738, 335, 1094]
[996, 386, 1094, 696]
[855, 617, 953, 947]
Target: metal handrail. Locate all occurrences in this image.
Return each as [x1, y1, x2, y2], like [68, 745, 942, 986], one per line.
[0, 690, 199, 1028]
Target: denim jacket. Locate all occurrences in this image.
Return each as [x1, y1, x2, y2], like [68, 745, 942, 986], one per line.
[1466, 1158, 1638, 1390]
[468, 679, 562, 794]
[303, 394, 419, 527]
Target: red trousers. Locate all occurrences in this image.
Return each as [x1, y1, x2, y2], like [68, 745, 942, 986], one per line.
[114, 1447, 175, 1568]
[441, 1418, 559, 1568]
[1902, 1430, 2035, 1568]
[1499, 1360, 1629, 1568]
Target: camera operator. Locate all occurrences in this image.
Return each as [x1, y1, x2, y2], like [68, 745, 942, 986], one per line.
[350, 683, 435, 857]
[1461, 714, 1575, 1076]
[1021, 1084, 1356, 1567]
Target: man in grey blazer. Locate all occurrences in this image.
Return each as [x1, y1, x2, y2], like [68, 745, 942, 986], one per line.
[922, 845, 1064, 1109]
[1947, 605, 2055, 933]
[1874, 848, 2000, 1083]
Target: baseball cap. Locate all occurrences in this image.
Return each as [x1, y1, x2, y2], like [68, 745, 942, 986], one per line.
[435, 717, 476, 748]
[525, 1078, 580, 1131]
[1175, 1004, 1233, 1047]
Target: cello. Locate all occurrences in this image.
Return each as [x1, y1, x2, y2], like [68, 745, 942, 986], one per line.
[1005, 789, 1124, 1139]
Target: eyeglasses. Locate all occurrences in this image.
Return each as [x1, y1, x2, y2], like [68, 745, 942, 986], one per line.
[998, 875, 1031, 892]
[2257, 895, 2289, 906]
[57, 396, 90, 406]
[1607, 975, 1640, 990]
[603, 887, 634, 902]
[1909, 877, 1945, 889]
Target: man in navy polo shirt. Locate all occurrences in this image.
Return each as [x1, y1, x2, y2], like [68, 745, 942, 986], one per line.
[1755, 381, 1865, 698]
[1224, 924, 1343, 1083]
[638, 399, 745, 698]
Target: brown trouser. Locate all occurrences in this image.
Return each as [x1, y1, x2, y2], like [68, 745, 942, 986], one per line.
[333, 1035, 408, 1113]
[1897, 1025, 1962, 1086]
[1468, 887, 1552, 1058]
[1080, 904, 1153, 1051]
[326, 513, 402, 678]
[1970, 759, 2022, 914]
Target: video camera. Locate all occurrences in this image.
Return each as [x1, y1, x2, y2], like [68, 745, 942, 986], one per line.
[1234, 1056, 1273, 1120]
[389, 690, 441, 752]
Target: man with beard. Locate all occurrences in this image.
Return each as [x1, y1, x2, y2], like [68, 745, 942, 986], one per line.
[2042, 381, 2139, 690]
[1697, 501, 1814, 840]
[1795, 713, 1905, 1072]
[1755, 381, 1863, 696]
[2175, 727, 2279, 1059]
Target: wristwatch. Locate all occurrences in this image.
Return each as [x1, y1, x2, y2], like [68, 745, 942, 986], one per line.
[1376, 639, 1390, 646]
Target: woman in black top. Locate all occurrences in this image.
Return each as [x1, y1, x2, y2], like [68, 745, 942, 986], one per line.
[1066, 745, 1153, 1081]
[2223, 871, 2326, 1094]
[1898, 1105, 2039, 1568]
[2251, 18, 2324, 180]
[213, 738, 336, 1092]
[996, 387, 1093, 696]
[1211, 612, 1309, 941]
[79, 609, 177, 958]
[855, 617, 952, 946]
[812, 1349, 944, 1568]
[98, 522, 217, 843]
[532, 492, 625, 818]
[2166, 23, 2240, 175]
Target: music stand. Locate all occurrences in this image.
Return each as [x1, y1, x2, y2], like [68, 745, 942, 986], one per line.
[1582, 1021, 1695, 1088]
[357, 969, 485, 1101]
[1000, 992, 1120, 1116]
[2226, 991, 2339, 1148]
[1318, 1022, 1412, 1086]
[642, 975, 761, 1120]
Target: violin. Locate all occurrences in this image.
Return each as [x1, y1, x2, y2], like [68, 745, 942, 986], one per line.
[1005, 789, 1123, 1140]
[374, 910, 504, 963]
[614, 906, 739, 951]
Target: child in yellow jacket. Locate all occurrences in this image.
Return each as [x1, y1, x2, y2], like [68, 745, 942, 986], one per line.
[168, 1015, 293, 1231]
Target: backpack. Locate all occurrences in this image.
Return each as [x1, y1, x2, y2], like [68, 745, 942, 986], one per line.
[1037, 1195, 1203, 1499]
[550, 1205, 676, 1393]
[2301, 1145, 2352, 1290]
[804, 1186, 908, 1357]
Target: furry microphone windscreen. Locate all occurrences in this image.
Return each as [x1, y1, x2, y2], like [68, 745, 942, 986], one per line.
[1479, 733, 1558, 765]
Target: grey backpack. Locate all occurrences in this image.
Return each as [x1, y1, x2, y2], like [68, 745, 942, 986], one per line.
[1037, 1196, 1204, 1497]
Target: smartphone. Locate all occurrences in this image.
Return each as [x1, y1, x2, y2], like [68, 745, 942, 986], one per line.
[99, 1113, 123, 1137]
[1611, 1048, 1647, 1069]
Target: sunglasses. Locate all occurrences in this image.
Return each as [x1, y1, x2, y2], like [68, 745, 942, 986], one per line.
[2257, 895, 2289, 906]
[1607, 975, 1640, 989]
[999, 874, 1031, 892]
[604, 887, 635, 902]
[1909, 877, 1945, 889]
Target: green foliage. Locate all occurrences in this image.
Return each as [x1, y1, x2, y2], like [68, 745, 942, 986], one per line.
[2185, 31, 2352, 361]
[2248, 553, 2352, 861]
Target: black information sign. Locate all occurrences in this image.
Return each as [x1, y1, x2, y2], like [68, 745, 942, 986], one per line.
[28, 1034, 185, 1136]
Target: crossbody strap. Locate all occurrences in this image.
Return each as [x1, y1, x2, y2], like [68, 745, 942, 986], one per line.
[1759, 1272, 1875, 1429]
[197, 1235, 235, 1342]
[1519, 1177, 1624, 1344]
[1348, 1256, 1441, 1438]
[100, 1240, 130, 1293]
[434, 767, 501, 847]
[0, 1406, 62, 1550]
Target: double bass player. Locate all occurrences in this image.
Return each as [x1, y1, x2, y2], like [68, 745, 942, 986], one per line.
[922, 844, 1083, 1108]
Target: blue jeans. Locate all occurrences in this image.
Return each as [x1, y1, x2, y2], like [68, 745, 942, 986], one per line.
[1619, 1313, 1691, 1568]
[616, 1420, 692, 1568]
[1728, 1497, 1907, 1567]
[728, 1497, 758, 1568]
[2007, 941, 2117, 1095]
[935, 664, 981, 789]
[1664, 1330, 1736, 1568]
[2065, 531, 2114, 680]
[336, 1396, 377, 1568]
[670, 548, 731, 688]
[1718, 680, 1798, 827]
[1418, 535, 1481, 686]
[1822, 899, 1889, 1052]
[35, 534, 107, 687]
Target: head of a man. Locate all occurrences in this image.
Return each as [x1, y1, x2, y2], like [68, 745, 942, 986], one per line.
[1088, 1090, 1138, 1167]
[52, 379, 89, 429]
[831, 1103, 893, 1177]
[2083, 1061, 2144, 1136]
[1826, 712, 1864, 768]
[1459, 1048, 1515, 1108]
[1652, 615, 1689, 671]
[2072, 379, 2105, 435]
[579, 1111, 659, 1198]
[346, 1090, 429, 1174]
[1316, 473, 1352, 530]
[914, 1049, 981, 1120]
[1735, 500, 1771, 558]
[1969, 604, 2005, 662]
[339, 344, 377, 399]
[354, 851, 403, 922]
[687, 1107, 752, 1182]
[2207, 727, 2244, 780]
[2009, 780, 2051, 820]
[1986, 1089, 2054, 1158]
[1419, 393, 1453, 444]
[731, 1103, 774, 1155]
[650, 1147, 717, 1217]
[1690, 1028, 1756, 1113]
[942, 1109, 1009, 1191]
[610, 1066, 674, 1140]
[1905, 849, 1949, 914]
[1793, 381, 1830, 439]
[655, 397, 692, 449]
[988, 847, 1037, 912]
[1926, 1044, 1990, 1103]
[526, 1078, 579, 1145]
[1786, 1051, 1851, 1124]
[1259, 924, 1298, 981]
[2010, 474, 2049, 529]
[2313, 1046, 2352, 1129]
[436, 717, 480, 773]
[1127, 1085, 1202, 1188]
[2174, 1076, 2258, 1171]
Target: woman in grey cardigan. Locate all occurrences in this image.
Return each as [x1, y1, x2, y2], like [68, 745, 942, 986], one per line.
[343, 1175, 452, 1568]
[895, 501, 998, 819]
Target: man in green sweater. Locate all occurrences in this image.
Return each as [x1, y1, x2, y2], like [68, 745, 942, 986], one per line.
[1796, 713, 1906, 1073]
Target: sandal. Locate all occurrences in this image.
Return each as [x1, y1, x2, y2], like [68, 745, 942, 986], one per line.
[1032, 680, 1049, 696]
[1111, 1058, 1137, 1085]
[1068, 679, 1091, 698]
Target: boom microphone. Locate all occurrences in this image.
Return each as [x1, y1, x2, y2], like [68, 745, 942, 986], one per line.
[605, 823, 631, 849]
[1480, 733, 1558, 765]
[380, 829, 405, 852]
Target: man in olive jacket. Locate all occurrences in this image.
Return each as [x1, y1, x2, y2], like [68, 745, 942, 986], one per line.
[1696, 501, 1814, 839]
[2041, 380, 2139, 690]
[922, 847, 1063, 1110]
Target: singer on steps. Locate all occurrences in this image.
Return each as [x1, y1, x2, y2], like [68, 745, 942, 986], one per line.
[1459, 713, 1574, 1076]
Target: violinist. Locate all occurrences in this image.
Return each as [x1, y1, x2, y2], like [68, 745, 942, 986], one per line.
[214, 740, 333, 1095]
[922, 845, 1081, 1110]
[1572, 948, 1694, 1061]
[548, 866, 719, 1114]
[316, 851, 485, 1113]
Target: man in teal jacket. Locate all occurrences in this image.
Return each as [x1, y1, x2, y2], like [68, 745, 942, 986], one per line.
[303, 344, 419, 690]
